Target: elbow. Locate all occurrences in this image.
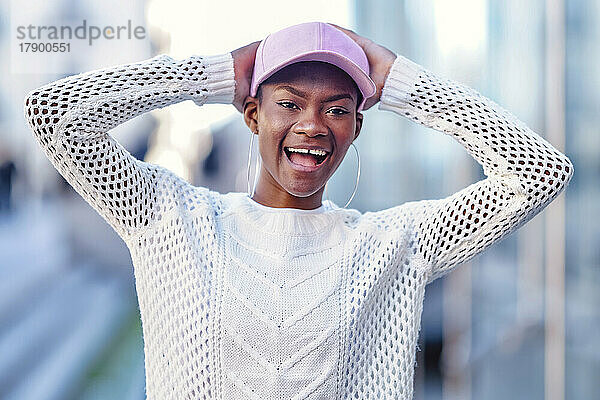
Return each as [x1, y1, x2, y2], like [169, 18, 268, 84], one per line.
[545, 153, 574, 201]
[561, 154, 574, 187]
[23, 90, 43, 128]
[518, 152, 574, 210]
[23, 92, 37, 135]
[23, 91, 35, 122]
[23, 88, 63, 136]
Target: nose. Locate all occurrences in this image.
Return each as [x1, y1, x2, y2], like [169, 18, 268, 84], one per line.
[292, 107, 329, 137]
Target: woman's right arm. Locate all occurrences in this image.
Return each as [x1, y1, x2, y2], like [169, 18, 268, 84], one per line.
[23, 52, 235, 242]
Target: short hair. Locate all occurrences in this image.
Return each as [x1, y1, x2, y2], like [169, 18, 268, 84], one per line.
[256, 62, 363, 112]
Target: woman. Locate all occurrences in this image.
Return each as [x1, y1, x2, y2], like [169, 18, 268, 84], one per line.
[24, 21, 573, 400]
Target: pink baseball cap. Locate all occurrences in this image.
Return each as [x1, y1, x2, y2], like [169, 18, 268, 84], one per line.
[250, 21, 376, 112]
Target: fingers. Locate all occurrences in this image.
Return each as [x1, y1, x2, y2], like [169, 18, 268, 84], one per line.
[247, 40, 261, 51]
[327, 22, 353, 34]
[327, 23, 359, 40]
[235, 40, 260, 52]
[327, 22, 373, 51]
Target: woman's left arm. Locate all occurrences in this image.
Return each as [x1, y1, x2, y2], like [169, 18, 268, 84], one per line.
[330, 23, 574, 283]
[377, 53, 574, 283]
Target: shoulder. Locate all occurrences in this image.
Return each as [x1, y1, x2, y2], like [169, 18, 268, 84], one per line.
[355, 200, 432, 233]
[144, 162, 226, 217]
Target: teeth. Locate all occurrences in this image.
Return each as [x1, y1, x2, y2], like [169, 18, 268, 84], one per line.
[287, 147, 327, 156]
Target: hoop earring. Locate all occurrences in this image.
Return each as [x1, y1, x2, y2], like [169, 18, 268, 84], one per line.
[247, 131, 261, 197]
[325, 142, 360, 209]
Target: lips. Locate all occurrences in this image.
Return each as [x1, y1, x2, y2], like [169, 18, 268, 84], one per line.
[283, 146, 331, 172]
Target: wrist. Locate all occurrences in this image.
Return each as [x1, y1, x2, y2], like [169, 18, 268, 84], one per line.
[378, 54, 423, 110]
[381, 54, 397, 86]
[185, 53, 236, 106]
[233, 59, 249, 112]
[372, 55, 398, 105]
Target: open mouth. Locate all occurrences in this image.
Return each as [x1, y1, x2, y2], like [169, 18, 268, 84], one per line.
[284, 147, 330, 168]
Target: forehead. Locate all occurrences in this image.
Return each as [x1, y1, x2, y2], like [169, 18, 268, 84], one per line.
[262, 61, 358, 94]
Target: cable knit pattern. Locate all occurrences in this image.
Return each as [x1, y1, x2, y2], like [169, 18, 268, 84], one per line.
[23, 51, 573, 400]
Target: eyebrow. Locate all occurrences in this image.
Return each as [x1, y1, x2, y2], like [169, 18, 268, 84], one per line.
[274, 85, 355, 103]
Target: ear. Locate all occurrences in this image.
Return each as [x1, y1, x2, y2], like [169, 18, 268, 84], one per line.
[243, 96, 259, 134]
[353, 112, 363, 142]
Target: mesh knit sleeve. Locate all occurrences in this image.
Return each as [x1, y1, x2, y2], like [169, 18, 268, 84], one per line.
[23, 52, 235, 241]
[374, 54, 574, 284]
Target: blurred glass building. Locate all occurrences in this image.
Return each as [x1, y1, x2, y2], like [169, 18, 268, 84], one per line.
[0, 0, 597, 399]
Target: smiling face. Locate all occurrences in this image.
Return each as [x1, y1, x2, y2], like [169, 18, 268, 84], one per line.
[243, 61, 364, 209]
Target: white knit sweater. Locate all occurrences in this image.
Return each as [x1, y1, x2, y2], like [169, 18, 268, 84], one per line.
[24, 51, 573, 400]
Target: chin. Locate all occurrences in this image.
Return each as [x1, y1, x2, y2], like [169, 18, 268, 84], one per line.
[284, 182, 323, 198]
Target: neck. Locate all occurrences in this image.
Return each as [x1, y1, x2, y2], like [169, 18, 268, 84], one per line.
[251, 169, 325, 210]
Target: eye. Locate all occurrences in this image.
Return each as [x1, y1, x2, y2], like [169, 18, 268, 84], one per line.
[277, 101, 299, 110]
[328, 107, 350, 116]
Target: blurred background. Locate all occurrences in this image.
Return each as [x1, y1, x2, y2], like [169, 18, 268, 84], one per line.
[1, 0, 598, 399]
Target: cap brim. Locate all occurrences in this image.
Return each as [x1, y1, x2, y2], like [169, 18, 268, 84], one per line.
[252, 50, 376, 112]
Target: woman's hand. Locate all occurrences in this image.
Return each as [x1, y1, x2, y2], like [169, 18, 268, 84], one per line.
[231, 41, 261, 113]
[328, 23, 397, 111]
